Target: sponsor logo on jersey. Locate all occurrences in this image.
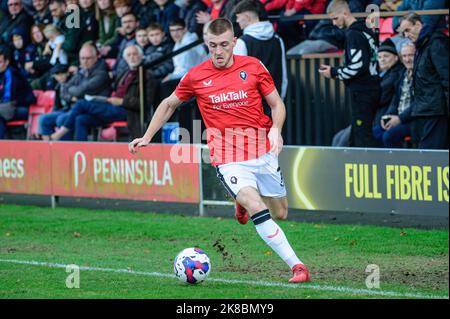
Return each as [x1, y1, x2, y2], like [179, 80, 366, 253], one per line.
[208, 90, 248, 103]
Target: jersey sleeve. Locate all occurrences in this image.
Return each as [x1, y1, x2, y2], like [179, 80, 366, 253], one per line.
[257, 60, 276, 97]
[174, 71, 194, 102]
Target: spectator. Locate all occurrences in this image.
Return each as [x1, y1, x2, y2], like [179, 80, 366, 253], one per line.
[153, 0, 180, 34]
[0, 46, 36, 139]
[95, 0, 119, 49]
[144, 23, 174, 80]
[135, 26, 150, 50]
[132, 0, 156, 28]
[49, 0, 83, 64]
[43, 23, 68, 65]
[161, 18, 206, 91]
[0, 0, 34, 46]
[79, 0, 99, 45]
[38, 63, 73, 140]
[51, 44, 153, 140]
[97, 0, 132, 58]
[11, 26, 36, 78]
[398, 13, 449, 149]
[380, 0, 402, 12]
[277, 0, 328, 50]
[373, 37, 404, 131]
[287, 0, 381, 55]
[233, 0, 287, 101]
[26, 24, 53, 88]
[373, 42, 415, 148]
[32, 0, 52, 25]
[319, 0, 380, 148]
[179, 0, 207, 37]
[111, 11, 138, 78]
[393, 0, 448, 33]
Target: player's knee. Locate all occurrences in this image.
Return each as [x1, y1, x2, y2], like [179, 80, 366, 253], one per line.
[273, 208, 288, 220]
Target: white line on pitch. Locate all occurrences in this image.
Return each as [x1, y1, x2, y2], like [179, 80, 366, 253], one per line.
[0, 259, 447, 299]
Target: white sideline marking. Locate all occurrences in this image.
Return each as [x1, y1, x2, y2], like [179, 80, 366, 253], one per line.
[0, 259, 447, 299]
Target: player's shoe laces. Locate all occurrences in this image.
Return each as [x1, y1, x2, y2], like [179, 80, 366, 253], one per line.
[289, 264, 311, 283]
[235, 201, 249, 225]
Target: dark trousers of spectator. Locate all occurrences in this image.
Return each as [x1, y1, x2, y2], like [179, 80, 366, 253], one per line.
[0, 106, 29, 139]
[277, 9, 319, 50]
[372, 123, 411, 148]
[410, 116, 449, 149]
[38, 111, 73, 140]
[349, 89, 380, 148]
[63, 100, 127, 141]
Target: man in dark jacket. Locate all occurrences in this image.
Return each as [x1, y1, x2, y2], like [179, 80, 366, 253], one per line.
[373, 38, 404, 131]
[144, 22, 174, 81]
[51, 44, 154, 140]
[0, 0, 33, 47]
[373, 42, 415, 148]
[319, 0, 380, 147]
[0, 45, 36, 139]
[399, 13, 449, 149]
[32, 0, 52, 25]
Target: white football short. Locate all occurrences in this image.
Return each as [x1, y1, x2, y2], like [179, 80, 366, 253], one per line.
[216, 152, 287, 199]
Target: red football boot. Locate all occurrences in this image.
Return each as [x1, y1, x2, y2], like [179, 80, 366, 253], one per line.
[289, 264, 311, 283]
[235, 201, 249, 225]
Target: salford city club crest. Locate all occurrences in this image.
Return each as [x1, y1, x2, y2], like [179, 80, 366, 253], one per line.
[239, 71, 247, 81]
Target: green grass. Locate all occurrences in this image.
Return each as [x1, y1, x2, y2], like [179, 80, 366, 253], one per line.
[0, 204, 448, 299]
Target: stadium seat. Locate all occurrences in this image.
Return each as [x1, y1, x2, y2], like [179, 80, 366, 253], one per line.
[105, 58, 116, 71]
[6, 90, 45, 138]
[380, 17, 396, 42]
[98, 121, 128, 141]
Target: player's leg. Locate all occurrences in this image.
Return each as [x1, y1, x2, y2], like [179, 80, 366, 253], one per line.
[261, 196, 288, 220]
[236, 187, 310, 283]
[255, 153, 311, 282]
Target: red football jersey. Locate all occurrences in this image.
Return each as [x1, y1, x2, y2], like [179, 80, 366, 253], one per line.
[175, 55, 276, 166]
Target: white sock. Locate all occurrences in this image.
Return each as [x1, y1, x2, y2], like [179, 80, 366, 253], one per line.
[251, 210, 302, 269]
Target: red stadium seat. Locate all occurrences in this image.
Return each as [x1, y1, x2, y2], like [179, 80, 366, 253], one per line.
[6, 90, 45, 136]
[98, 121, 128, 141]
[379, 17, 397, 42]
[105, 58, 116, 70]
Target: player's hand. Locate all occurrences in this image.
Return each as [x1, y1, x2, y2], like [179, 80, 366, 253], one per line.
[128, 137, 151, 154]
[268, 128, 283, 156]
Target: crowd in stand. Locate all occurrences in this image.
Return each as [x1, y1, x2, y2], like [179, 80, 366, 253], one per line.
[0, 0, 448, 149]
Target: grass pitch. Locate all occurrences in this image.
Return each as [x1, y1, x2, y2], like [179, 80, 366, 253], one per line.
[0, 204, 448, 299]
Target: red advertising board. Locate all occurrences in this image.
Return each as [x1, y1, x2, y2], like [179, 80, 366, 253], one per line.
[50, 142, 200, 203]
[0, 141, 52, 195]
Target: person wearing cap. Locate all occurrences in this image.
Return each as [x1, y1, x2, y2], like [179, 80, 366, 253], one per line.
[373, 42, 416, 148]
[37, 62, 73, 140]
[372, 37, 405, 145]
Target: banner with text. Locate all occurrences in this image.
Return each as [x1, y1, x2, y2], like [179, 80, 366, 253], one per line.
[279, 147, 449, 216]
[50, 143, 200, 203]
[0, 141, 52, 195]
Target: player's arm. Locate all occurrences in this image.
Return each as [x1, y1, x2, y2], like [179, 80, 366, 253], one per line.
[128, 92, 183, 154]
[264, 89, 286, 156]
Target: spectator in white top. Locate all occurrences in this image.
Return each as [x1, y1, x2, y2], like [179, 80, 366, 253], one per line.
[43, 23, 68, 65]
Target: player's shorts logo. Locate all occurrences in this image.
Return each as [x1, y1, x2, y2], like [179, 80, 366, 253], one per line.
[230, 176, 238, 184]
[239, 71, 247, 81]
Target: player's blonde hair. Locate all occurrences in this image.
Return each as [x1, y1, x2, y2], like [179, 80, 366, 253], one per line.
[207, 18, 234, 36]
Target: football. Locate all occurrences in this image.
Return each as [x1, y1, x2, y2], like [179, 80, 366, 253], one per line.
[174, 247, 211, 284]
